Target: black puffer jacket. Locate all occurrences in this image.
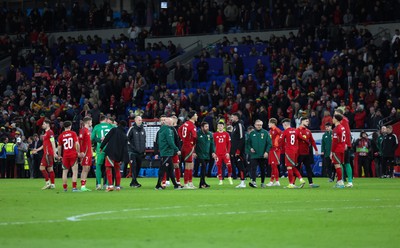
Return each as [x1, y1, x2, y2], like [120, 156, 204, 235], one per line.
[100, 126, 129, 164]
[127, 123, 146, 156]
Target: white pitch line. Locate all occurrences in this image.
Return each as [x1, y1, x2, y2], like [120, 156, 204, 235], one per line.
[0, 204, 399, 226]
[67, 205, 186, 221]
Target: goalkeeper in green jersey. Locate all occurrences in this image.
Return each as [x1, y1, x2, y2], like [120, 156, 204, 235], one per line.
[91, 115, 115, 190]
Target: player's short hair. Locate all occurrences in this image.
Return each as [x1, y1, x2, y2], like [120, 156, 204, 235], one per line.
[63, 121, 72, 128]
[281, 118, 291, 124]
[247, 125, 254, 131]
[333, 114, 343, 122]
[100, 115, 107, 121]
[231, 112, 240, 118]
[269, 118, 278, 125]
[325, 122, 332, 127]
[171, 115, 177, 120]
[187, 110, 197, 119]
[255, 119, 263, 125]
[200, 122, 209, 128]
[217, 121, 225, 126]
[83, 116, 92, 123]
[335, 108, 344, 115]
[300, 116, 309, 122]
[119, 120, 127, 127]
[43, 118, 51, 125]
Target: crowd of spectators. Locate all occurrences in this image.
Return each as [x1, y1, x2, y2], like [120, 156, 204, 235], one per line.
[0, 1, 136, 59]
[0, 1, 400, 142]
[150, 0, 399, 36]
[1, 27, 400, 142]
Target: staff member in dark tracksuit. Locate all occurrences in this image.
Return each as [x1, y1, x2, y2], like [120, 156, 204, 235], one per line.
[381, 125, 398, 178]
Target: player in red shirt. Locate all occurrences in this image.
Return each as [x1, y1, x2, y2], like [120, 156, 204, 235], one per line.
[297, 117, 319, 188]
[331, 114, 346, 188]
[79, 116, 93, 191]
[178, 111, 198, 189]
[334, 108, 353, 187]
[266, 118, 281, 187]
[33, 118, 59, 190]
[279, 118, 306, 189]
[213, 121, 233, 185]
[57, 121, 80, 192]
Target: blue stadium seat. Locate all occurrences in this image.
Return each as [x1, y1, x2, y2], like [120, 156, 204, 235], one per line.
[20, 66, 34, 79]
[322, 52, 336, 63]
[77, 53, 108, 65]
[113, 12, 121, 19]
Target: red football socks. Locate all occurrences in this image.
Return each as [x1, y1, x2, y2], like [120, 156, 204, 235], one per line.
[106, 168, 113, 186]
[49, 171, 55, 184]
[288, 169, 294, 184]
[188, 169, 193, 182]
[115, 164, 121, 186]
[41, 170, 49, 181]
[184, 169, 189, 184]
[240, 171, 244, 180]
[271, 165, 279, 181]
[292, 166, 302, 179]
[227, 163, 232, 175]
[336, 167, 342, 181]
[217, 165, 223, 180]
[72, 181, 77, 189]
[81, 180, 86, 187]
[174, 168, 181, 183]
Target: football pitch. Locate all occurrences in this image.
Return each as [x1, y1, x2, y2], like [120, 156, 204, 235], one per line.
[0, 178, 399, 248]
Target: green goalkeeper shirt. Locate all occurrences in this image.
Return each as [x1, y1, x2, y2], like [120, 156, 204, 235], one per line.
[91, 122, 115, 151]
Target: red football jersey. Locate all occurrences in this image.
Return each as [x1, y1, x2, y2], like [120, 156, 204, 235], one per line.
[279, 127, 300, 153]
[213, 131, 231, 156]
[178, 121, 197, 145]
[297, 126, 317, 155]
[340, 116, 351, 147]
[332, 124, 346, 153]
[58, 130, 79, 158]
[270, 126, 282, 150]
[43, 129, 55, 156]
[79, 127, 93, 156]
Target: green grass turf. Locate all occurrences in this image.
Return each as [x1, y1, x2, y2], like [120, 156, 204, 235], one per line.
[0, 177, 399, 248]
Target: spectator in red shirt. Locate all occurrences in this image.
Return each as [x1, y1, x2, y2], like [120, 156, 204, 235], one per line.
[333, 5, 342, 25]
[364, 88, 376, 109]
[175, 17, 185, 36]
[320, 110, 333, 131]
[245, 74, 257, 98]
[332, 84, 345, 100]
[354, 104, 366, 129]
[30, 29, 39, 46]
[385, 64, 396, 81]
[287, 82, 300, 101]
[216, 9, 224, 33]
[121, 82, 133, 106]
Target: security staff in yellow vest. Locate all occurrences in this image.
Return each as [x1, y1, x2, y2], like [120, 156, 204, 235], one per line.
[5, 138, 18, 178]
[15, 136, 28, 178]
[0, 136, 7, 178]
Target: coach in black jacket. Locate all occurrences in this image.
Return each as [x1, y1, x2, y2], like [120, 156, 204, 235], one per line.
[229, 113, 246, 185]
[127, 116, 146, 187]
[100, 120, 129, 191]
[381, 125, 398, 177]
